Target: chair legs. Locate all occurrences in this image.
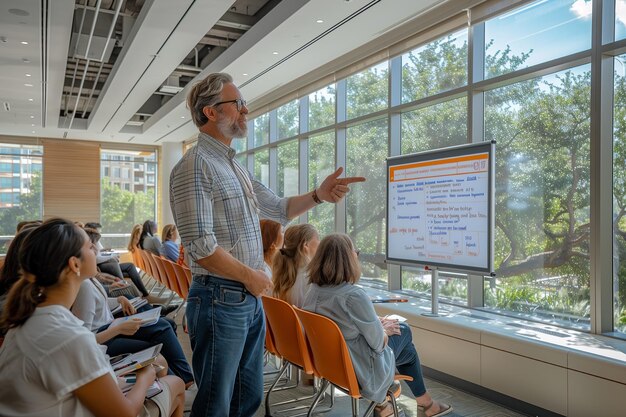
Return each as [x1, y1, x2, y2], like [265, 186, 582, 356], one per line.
[265, 361, 291, 416]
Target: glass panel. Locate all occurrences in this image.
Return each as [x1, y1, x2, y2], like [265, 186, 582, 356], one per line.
[347, 62, 388, 120]
[308, 132, 335, 236]
[614, 53, 626, 332]
[253, 114, 269, 148]
[254, 149, 269, 187]
[616, 0, 626, 41]
[277, 140, 299, 197]
[401, 97, 467, 154]
[402, 267, 468, 306]
[485, 0, 592, 79]
[100, 149, 157, 249]
[0, 144, 43, 254]
[232, 137, 247, 154]
[347, 118, 388, 282]
[277, 100, 299, 139]
[484, 65, 591, 329]
[402, 29, 468, 103]
[309, 85, 336, 131]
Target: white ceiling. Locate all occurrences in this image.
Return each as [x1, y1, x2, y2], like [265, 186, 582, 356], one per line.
[0, 0, 457, 145]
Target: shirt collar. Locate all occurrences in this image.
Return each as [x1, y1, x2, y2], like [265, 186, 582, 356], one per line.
[198, 132, 236, 159]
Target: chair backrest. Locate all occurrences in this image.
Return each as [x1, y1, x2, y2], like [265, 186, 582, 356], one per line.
[170, 262, 190, 299]
[264, 316, 280, 357]
[143, 251, 162, 284]
[294, 306, 361, 397]
[151, 253, 174, 290]
[162, 258, 184, 298]
[137, 249, 153, 277]
[131, 249, 143, 270]
[261, 296, 315, 375]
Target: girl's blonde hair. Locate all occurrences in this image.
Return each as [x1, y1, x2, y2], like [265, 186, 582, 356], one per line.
[272, 224, 318, 301]
[307, 234, 361, 286]
[127, 224, 142, 252]
[162, 224, 178, 242]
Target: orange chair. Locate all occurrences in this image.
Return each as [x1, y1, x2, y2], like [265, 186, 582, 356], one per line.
[294, 307, 411, 417]
[262, 296, 332, 416]
[161, 257, 184, 298]
[170, 261, 191, 299]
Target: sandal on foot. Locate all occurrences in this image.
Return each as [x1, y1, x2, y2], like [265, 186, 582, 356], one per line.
[417, 400, 453, 417]
[374, 402, 406, 417]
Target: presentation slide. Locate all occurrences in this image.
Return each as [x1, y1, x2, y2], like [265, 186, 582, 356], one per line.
[387, 143, 494, 273]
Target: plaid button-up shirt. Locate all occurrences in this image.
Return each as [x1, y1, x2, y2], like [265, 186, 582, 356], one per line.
[170, 133, 290, 276]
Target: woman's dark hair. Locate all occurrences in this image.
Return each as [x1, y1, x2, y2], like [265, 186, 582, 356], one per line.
[0, 218, 85, 330]
[0, 224, 38, 296]
[139, 220, 157, 249]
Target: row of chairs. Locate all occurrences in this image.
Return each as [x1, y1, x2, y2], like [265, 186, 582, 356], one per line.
[262, 296, 410, 417]
[131, 248, 191, 315]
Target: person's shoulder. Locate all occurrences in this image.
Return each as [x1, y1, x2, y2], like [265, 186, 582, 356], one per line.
[19, 307, 92, 355]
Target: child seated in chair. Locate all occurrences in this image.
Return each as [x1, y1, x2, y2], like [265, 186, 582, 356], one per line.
[302, 234, 452, 417]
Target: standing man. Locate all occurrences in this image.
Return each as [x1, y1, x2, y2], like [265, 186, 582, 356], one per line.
[170, 72, 365, 417]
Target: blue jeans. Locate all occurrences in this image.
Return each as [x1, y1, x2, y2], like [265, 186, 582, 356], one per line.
[387, 322, 427, 397]
[186, 275, 265, 417]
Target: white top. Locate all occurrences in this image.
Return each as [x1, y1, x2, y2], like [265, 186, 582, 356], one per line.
[285, 267, 309, 308]
[72, 278, 115, 331]
[0, 305, 115, 417]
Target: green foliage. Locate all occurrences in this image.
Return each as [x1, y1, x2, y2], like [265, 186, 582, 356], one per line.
[101, 179, 155, 234]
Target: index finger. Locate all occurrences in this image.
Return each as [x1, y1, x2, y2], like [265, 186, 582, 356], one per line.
[338, 176, 366, 185]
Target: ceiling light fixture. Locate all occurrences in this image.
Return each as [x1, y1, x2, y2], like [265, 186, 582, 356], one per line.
[24, 83, 32, 87]
[20, 41, 28, 45]
[29, 115, 34, 119]
[180, 116, 185, 119]
[25, 73, 31, 77]
[272, 51, 278, 55]
[31, 124, 35, 126]
[32, 130, 35, 134]
[28, 98, 33, 101]
[316, 19, 324, 23]
[243, 73, 248, 76]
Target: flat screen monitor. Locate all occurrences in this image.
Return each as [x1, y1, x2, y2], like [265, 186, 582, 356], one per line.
[386, 141, 495, 274]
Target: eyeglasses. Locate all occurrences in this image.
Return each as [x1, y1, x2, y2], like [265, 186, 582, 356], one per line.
[213, 98, 247, 112]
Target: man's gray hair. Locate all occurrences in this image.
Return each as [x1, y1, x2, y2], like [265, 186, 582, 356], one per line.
[187, 72, 233, 127]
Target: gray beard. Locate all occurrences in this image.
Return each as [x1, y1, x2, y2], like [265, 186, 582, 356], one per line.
[217, 116, 248, 138]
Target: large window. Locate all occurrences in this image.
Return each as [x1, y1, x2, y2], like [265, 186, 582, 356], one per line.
[347, 63, 388, 119]
[308, 132, 335, 236]
[242, 0, 626, 336]
[309, 85, 336, 131]
[347, 118, 388, 282]
[402, 29, 467, 103]
[254, 149, 269, 187]
[484, 0, 592, 79]
[0, 144, 42, 253]
[101, 149, 157, 249]
[485, 65, 591, 329]
[277, 140, 298, 197]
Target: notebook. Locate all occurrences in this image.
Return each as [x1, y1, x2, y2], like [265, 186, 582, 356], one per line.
[109, 306, 161, 328]
[111, 297, 148, 315]
[113, 343, 163, 377]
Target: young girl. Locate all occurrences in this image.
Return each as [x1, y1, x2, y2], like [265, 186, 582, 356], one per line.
[271, 224, 319, 307]
[160, 224, 181, 263]
[303, 234, 452, 417]
[0, 218, 185, 417]
[259, 219, 284, 277]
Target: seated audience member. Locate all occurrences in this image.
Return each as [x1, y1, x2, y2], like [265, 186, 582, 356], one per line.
[272, 224, 319, 307]
[260, 219, 284, 277]
[303, 234, 453, 417]
[71, 265, 194, 388]
[0, 218, 185, 417]
[128, 223, 142, 253]
[140, 220, 163, 256]
[15, 219, 41, 233]
[84, 227, 165, 305]
[0, 224, 38, 325]
[160, 224, 181, 263]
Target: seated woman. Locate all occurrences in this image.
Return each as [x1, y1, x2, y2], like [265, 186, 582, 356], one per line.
[128, 224, 143, 253]
[160, 224, 181, 263]
[0, 218, 185, 417]
[71, 262, 194, 388]
[0, 224, 39, 311]
[259, 219, 284, 277]
[272, 224, 319, 307]
[140, 220, 163, 256]
[303, 234, 452, 417]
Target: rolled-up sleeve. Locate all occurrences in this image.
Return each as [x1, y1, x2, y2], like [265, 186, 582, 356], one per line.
[170, 153, 219, 262]
[251, 176, 290, 225]
[346, 289, 386, 354]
